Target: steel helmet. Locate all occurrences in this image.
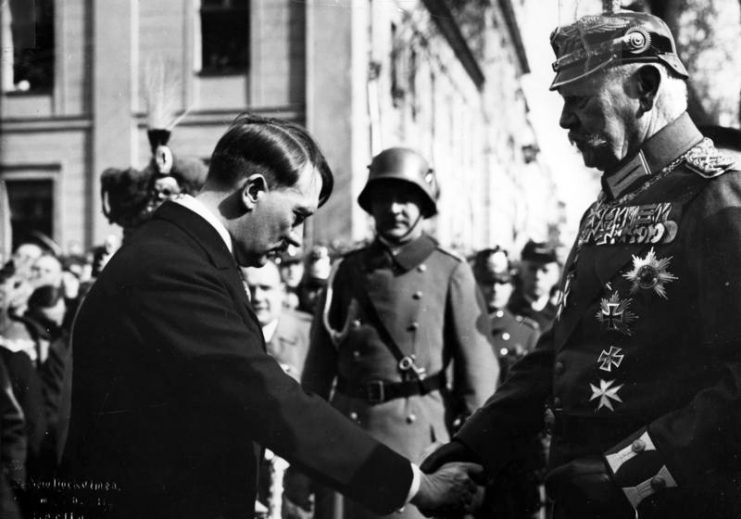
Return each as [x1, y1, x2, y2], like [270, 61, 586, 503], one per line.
[358, 147, 439, 217]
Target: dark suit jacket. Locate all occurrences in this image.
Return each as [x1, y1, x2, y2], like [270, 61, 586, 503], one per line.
[62, 201, 412, 519]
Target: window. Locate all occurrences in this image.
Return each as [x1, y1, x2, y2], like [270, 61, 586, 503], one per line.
[199, 0, 249, 75]
[4, 178, 54, 248]
[3, 0, 55, 93]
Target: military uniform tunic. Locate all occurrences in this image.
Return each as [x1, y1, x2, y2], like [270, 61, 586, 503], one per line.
[303, 233, 498, 519]
[456, 114, 741, 518]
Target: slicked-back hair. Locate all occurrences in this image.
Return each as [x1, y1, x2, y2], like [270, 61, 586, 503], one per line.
[207, 113, 334, 206]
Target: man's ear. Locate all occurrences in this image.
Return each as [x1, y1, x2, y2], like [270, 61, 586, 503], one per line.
[241, 174, 269, 211]
[635, 65, 661, 113]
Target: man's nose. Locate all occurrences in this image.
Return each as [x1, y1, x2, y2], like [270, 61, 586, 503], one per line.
[559, 105, 576, 130]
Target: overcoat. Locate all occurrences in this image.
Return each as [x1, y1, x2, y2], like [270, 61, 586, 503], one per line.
[457, 114, 741, 518]
[303, 234, 498, 519]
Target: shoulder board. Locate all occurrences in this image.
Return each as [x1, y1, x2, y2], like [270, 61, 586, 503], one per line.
[514, 314, 540, 331]
[435, 244, 464, 262]
[684, 138, 736, 179]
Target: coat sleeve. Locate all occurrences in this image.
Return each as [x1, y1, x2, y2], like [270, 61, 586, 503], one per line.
[123, 254, 413, 515]
[455, 328, 554, 476]
[301, 286, 339, 400]
[446, 261, 499, 414]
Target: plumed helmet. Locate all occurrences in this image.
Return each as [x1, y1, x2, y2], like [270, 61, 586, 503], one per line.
[549, 10, 688, 91]
[358, 147, 439, 217]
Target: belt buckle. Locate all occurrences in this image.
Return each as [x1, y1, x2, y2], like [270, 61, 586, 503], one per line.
[366, 380, 385, 404]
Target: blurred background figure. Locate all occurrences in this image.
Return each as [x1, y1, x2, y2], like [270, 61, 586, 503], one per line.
[473, 247, 540, 381]
[242, 260, 314, 518]
[278, 246, 305, 311]
[242, 261, 312, 382]
[29, 253, 63, 290]
[472, 246, 544, 519]
[508, 240, 561, 331]
[11, 243, 43, 282]
[296, 245, 331, 315]
[90, 234, 120, 279]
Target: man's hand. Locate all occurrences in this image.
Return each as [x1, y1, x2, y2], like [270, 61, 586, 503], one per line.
[545, 456, 634, 519]
[419, 440, 478, 474]
[411, 462, 484, 517]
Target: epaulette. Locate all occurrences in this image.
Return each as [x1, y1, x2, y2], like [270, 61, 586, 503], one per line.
[514, 314, 540, 332]
[287, 308, 313, 323]
[435, 244, 464, 262]
[684, 138, 735, 179]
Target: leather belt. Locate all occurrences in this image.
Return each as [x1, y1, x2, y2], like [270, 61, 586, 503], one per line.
[336, 372, 445, 404]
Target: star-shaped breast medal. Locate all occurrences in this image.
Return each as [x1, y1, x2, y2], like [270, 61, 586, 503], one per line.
[589, 379, 623, 412]
[623, 247, 677, 299]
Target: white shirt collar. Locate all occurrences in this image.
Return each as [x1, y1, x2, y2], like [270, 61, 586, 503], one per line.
[262, 318, 280, 343]
[174, 195, 233, 254]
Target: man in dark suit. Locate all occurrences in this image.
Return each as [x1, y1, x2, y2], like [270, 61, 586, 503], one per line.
[422, 8, 741, 519]
[62, 114, 480, 519]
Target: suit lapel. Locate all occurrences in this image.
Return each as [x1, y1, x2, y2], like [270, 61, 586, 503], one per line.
[153, 201, 263, 337]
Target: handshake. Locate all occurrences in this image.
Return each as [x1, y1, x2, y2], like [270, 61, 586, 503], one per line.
[411, 442, 485, 517]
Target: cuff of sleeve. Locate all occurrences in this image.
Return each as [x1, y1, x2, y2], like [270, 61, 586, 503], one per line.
[405, 463, 422, 505]
[604, 428, 677, 509]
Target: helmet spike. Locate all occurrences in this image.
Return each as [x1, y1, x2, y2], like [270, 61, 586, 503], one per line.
[603, 0, 622, 13]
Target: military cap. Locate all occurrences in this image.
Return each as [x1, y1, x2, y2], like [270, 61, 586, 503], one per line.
[358, 147, 439, 217]
[473, 247, 513, 284]
[520, 240, 558, 264]
[550, 9, 688, 90]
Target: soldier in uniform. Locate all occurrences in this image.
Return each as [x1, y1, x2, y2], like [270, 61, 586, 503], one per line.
[473, 247, 540, 382]
[422, 6, 741, 519]
[508, 240, 561, 331]
[302, 147, 498, 519]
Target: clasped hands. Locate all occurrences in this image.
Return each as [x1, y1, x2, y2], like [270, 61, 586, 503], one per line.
[417, 442, 635, 519]
[412, 442, 484, 517]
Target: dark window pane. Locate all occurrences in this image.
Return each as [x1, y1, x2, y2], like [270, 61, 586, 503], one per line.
[10, 0, 55, 92]
[200, 1, 249, 75]
[5, 179, 54, 248]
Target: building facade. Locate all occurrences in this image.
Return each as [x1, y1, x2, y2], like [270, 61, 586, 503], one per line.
[1, 0, 557, 255]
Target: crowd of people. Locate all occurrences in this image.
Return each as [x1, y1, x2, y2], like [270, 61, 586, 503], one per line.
[2, 5, 741, 519]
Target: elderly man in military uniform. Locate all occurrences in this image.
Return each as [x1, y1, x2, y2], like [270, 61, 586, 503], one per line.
[302, 147, 498, 519]
[421, 5, 741, 519]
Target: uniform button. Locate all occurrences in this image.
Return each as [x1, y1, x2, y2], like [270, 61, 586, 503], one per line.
[352, 350, 360, 359]
[555, 361, 565, 374]
[502, 332, 511, 341]
[349, 411, 358, 421]
[650, 476, 666, 491]
[408, 322, 419, 331]
[553, 397, 562, 408]
[417, 264, 427, 272]
[495, 310, 504, 318]
[406, 414, 417, 424]
[499, 347, 509, 357]
[631, 439, 646, 453]
[413, 291, 423, 300]
[352, 319, 361, 328]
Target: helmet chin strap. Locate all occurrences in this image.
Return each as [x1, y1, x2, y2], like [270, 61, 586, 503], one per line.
[378, 212, 425, 249]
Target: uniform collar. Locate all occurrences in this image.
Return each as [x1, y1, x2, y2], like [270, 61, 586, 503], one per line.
[368, 233, 437, 272]
[602, 112, 703, 200]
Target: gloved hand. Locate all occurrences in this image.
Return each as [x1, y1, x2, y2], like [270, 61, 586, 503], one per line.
[419, 440, 479, 474]
[545, 456, 634, 519]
